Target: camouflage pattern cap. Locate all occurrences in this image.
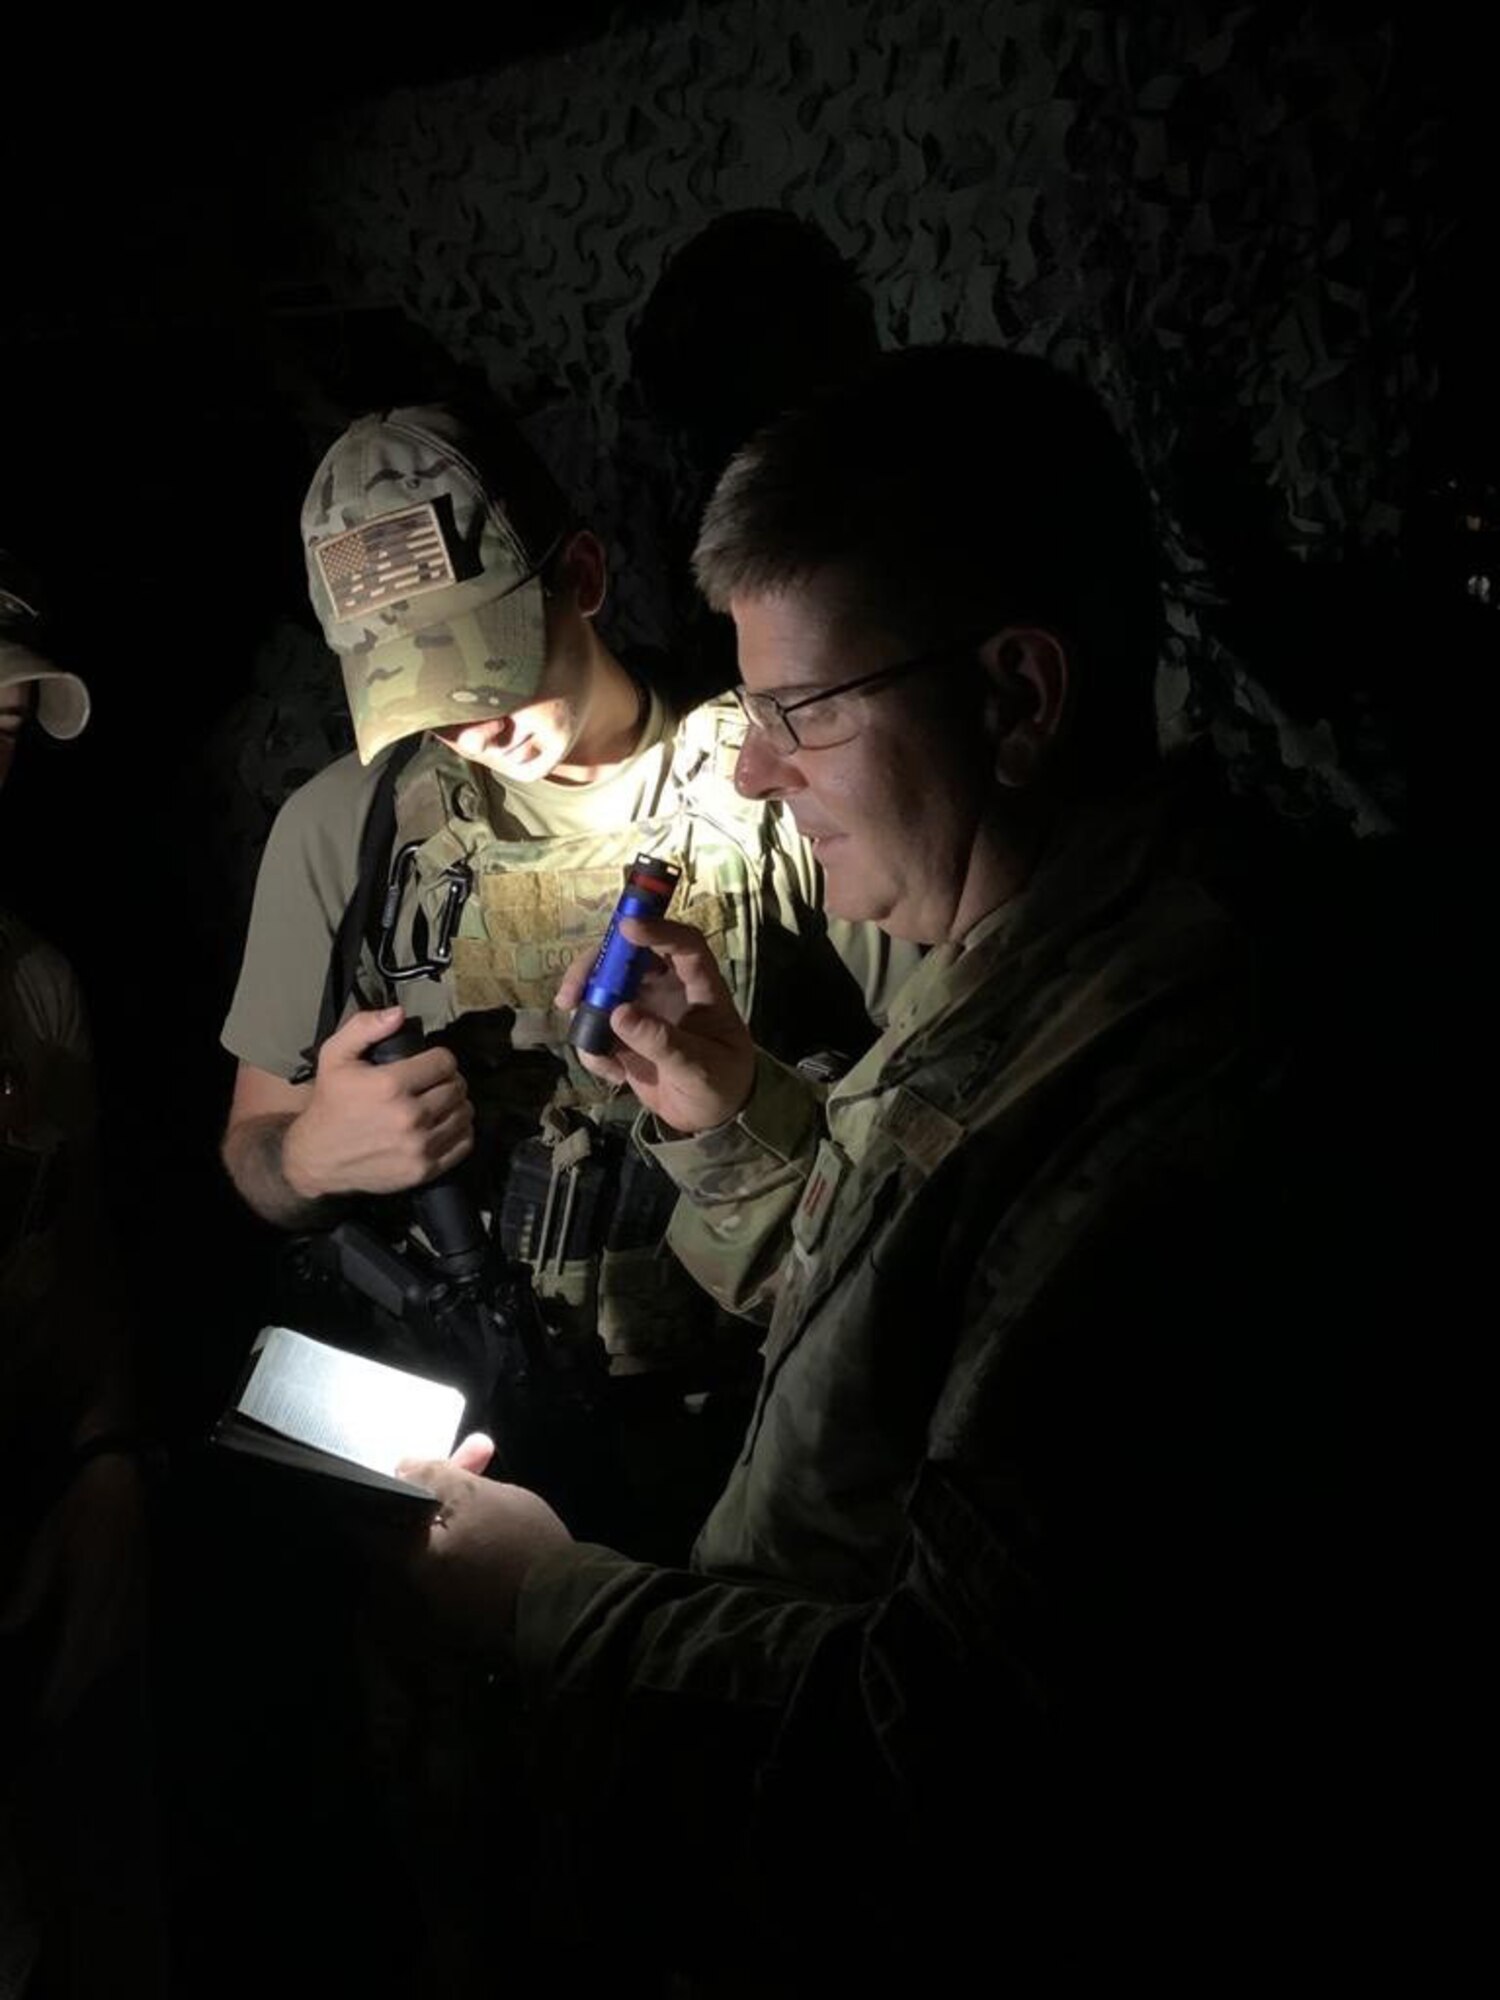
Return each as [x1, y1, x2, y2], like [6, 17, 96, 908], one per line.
[0, 561, 90, 739]
[302, 405, 567, 765]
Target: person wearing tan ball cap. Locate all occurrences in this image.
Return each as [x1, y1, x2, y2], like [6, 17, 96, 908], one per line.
[0, 561, 90, 790]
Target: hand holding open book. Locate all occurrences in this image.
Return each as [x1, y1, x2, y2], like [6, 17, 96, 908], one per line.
[213, 1326, 470, 1518]
[213, 1326, 575, 1642]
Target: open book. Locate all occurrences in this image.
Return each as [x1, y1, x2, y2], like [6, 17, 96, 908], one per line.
[212, 1325, 466, 1518]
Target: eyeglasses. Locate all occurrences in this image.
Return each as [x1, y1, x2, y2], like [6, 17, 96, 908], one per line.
[731, 637, 979, 753]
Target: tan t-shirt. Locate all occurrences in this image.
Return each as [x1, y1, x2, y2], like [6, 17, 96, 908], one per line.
[476, 692, 673, 840]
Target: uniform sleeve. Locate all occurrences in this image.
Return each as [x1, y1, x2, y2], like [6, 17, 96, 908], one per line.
[634, 1050, 823, 1316]
[220, 756, 386, 1079]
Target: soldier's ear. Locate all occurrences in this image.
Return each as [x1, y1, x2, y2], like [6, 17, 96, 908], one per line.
[977, 627, 1070, 789]
[555, 530, 608, 619]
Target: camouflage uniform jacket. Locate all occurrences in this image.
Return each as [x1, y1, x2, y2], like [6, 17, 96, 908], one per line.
[509, 760, 1323, 1971]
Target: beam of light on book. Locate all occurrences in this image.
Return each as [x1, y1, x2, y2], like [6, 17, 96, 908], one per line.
[235, 1326, 465, 1478]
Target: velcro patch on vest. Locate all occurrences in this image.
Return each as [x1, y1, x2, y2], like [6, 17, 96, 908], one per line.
[479, 867, 623, 938]
[451, 868, 622, 1011]
[313, 503, 458, 618]
[452, 936, 578, 1013]
[879, 1087, 966, 1177]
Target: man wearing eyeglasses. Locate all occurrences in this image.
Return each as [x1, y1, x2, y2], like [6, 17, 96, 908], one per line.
[220, 401, 910, 1521]
[392, 347, 1355, 1983]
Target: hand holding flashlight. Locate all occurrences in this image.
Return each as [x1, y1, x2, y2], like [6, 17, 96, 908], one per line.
[558, 907, 756, 1137]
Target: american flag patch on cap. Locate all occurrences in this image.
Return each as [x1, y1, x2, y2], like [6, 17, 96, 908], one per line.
[313, 503, 458, 619]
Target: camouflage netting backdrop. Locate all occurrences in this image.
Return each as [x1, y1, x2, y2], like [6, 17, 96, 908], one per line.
[212, 0, 1438, 949]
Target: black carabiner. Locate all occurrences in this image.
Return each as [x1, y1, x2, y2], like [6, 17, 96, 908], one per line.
[376, 840, 473, 983]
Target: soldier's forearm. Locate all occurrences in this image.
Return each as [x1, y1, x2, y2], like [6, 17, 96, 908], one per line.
[642, 1053, 824, 1317]
[221, 1112, 345, 1231]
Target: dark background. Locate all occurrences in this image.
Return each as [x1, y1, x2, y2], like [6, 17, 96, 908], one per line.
[0, 1, 1469, 1988]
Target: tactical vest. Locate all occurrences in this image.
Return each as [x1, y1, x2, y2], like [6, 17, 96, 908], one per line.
[378, 698, 811, 1370]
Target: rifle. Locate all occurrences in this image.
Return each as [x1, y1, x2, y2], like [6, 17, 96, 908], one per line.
[287, 1019, 621, 1538]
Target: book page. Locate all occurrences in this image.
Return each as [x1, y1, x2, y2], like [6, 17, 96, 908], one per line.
[235, 1326, 465, 1477]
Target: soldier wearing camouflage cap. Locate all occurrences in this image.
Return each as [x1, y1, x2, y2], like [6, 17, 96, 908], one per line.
[301, 403, 590, 772]
[220, 402, 909, 1462]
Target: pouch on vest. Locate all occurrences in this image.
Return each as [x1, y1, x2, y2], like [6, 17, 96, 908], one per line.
[495, 1099, 727, 1367]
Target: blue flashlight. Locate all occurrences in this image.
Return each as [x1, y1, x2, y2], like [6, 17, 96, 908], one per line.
[567, 853, 681, 1056]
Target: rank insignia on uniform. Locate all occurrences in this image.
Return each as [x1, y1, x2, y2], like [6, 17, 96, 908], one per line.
[792, 1137, 848, 1254]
